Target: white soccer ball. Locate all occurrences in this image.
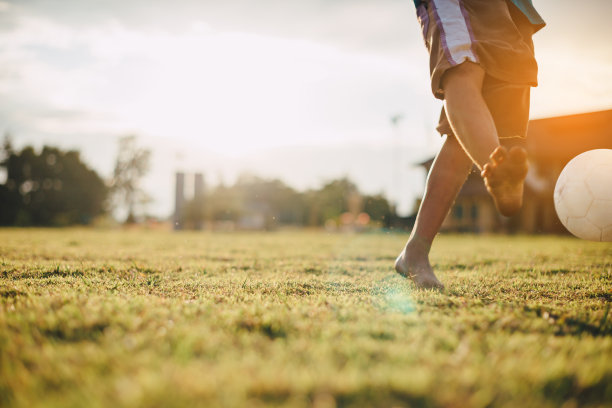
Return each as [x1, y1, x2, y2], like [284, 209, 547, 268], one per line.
[554, 149, 612, 242]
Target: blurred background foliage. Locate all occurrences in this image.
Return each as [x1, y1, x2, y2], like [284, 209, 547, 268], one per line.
[184, 175, 396, 229]
[0, 137, 107, 226]
[0, 135, 398, 228]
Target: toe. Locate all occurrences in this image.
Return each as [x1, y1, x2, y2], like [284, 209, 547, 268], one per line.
[415, 274, 444, 290]
[508, 147, 529, 178]
[482, 163, 499, 187]
[490, 146, 508, 165]
[481, 163, 491, 178]
[430, 277, 444, 290]
[427, 279, 444, 291]
[508, 146, 527, 161]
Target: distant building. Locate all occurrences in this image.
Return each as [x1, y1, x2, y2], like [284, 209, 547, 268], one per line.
[174, 172, 206, 230]
[417, 109, 612, 234]
[174, 172, 185, 230]
[193, 173, 205, 230]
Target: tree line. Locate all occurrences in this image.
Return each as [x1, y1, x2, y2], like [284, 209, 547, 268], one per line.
[0, 140, 106, 226]
[0, 135, 398, 227]
[180, 175, 396, 229]
[0, 135, 150, 226]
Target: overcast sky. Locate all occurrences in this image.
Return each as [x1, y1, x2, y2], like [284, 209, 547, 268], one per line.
[1, 0, 611, 217]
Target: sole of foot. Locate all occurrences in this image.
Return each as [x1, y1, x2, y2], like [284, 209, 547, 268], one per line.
[394, 253, 444, 290]
[481, 145, 529, 217]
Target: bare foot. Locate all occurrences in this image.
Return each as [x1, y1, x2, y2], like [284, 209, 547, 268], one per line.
[395, 251, 444, 290]
[481, 146, 528, 217]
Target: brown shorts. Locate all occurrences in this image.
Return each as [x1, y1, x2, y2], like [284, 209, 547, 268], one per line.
[417, 0, 539, 140]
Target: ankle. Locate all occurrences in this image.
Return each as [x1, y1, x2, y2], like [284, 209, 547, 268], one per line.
[404, 234, 432, 258]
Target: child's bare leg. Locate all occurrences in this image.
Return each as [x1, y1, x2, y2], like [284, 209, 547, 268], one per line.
[442, 61, 528, 216]
[442, 61, 498, 167]
[395, 134, 472, 289]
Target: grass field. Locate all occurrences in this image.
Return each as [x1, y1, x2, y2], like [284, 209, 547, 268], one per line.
[1, 229, 611, 408]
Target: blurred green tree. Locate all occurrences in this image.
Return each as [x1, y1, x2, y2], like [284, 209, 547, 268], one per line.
[110, 135, 151, 223]
[305, 178, 358, 226]
[235, 174, 305, 227]
[206, 183, 243, 223]
[0, 140, 108, 226]
[363, 194, 394, 227]
[181, 174, 304, 229]
[178, 174, 396, 229]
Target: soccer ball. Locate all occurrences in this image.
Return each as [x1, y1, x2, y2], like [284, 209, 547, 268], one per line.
[554, 149, 612, 242]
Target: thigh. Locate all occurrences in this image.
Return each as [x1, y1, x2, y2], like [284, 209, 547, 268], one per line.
[436, 76, 530, 143]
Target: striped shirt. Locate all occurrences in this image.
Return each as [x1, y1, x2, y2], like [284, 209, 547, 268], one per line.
[413, 0, 545, 32]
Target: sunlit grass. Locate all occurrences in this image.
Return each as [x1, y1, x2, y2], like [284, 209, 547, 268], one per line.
[1, 229, 611, 407]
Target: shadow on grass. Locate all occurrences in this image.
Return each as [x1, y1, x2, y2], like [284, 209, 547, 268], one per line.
[525, 305, 612, 337]
[235, 317, 288, 340]
[0, 288, 26, 298]
[542, 373, 612, 406]
[40, 322, 109, 343]
[249, 387, 433, 408]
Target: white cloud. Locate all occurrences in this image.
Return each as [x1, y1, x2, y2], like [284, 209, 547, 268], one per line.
[0, 13, 434, 155]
